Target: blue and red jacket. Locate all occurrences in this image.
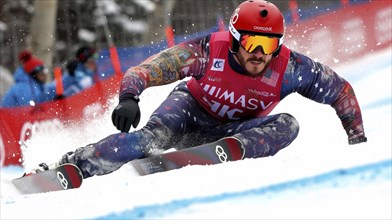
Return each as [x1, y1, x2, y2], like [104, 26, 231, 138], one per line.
[187, 32, 290, 121]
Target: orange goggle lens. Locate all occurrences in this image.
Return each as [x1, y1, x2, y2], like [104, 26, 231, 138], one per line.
[240, 34, 280, 55]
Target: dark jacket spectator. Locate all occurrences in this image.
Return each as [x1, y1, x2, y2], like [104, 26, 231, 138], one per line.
[46, 46, 98, 98]
[73, 46, 98, 89]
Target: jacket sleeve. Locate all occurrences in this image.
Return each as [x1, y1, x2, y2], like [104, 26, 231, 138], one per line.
[118, 35, 210, 100]
[281, 50, 367, 145]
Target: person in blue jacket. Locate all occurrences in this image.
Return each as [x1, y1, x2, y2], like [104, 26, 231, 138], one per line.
[63, 46, 98, 96]
[73, 46, 98, 89]
[46, 46, 98, 98]
[1, 50, 50, 108]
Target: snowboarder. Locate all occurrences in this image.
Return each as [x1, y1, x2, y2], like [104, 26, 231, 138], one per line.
[34, 0, 367, 178]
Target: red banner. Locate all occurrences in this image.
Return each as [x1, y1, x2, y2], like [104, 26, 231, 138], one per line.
[0, 74, 122, 166]
[284, 1, 391, 67]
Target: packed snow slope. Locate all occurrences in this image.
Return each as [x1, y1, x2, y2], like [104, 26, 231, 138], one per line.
[1, 47, 391, 219]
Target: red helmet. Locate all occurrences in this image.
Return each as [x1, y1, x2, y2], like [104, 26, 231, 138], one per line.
[229, 0, 285, 53]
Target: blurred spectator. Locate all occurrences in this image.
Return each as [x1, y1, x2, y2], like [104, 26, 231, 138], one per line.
[46, 46, 98, 98]
[1, 50, 51, 108]
[73, 46, 98, 89]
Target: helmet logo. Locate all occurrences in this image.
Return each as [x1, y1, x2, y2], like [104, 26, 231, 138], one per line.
[231, 8, 240, 24]
[230, 7, 241, 41]
[253, 26, 272, 31]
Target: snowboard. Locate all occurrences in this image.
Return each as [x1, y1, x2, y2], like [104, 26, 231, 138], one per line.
[12, 163, 83, 194]
[11, 137, 244, 193]
[130, 137, 245, 175]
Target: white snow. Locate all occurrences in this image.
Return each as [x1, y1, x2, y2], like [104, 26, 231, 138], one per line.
[1, 47, 391, 220]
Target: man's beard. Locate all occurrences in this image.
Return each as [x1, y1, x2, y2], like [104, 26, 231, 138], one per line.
[237, 54, 271, 77]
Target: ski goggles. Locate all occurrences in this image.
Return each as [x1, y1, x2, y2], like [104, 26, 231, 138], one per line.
[240, 34, 281, 55]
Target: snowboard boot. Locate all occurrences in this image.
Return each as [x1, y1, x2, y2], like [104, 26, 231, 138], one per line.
[24, 163, 51, 176]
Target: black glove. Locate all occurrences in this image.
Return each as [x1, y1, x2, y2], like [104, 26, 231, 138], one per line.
[348, 136, 367, 145]
[111, 95, 141, 132]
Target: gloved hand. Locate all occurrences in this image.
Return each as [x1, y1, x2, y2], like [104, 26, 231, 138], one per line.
[348, 136, 367, 145]
[111, 96, 141, 132]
